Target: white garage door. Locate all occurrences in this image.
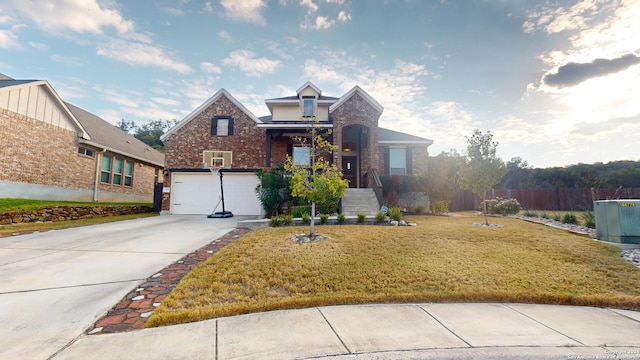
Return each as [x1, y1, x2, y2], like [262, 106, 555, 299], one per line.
[171, 172, 262, 216]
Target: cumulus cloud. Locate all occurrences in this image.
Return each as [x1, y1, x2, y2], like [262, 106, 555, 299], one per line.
[200, 62, 222, 74]
[570, 115, 640, 137]
[9, 0, 134, 35]
[220, 0, 266, 25]
[543, 53, 640, 88]
[301, 15, 335, 29]
[0, 29, 19, 48]
[522, 0, 608, 35]
[221, 49, 281, 77]
[338, 11, 351, 22]
[97, 39, 192, 74]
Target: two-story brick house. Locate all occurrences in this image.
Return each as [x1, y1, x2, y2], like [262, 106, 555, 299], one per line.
[160, 82, 433, 215]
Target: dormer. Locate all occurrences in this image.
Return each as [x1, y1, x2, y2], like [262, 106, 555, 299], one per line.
[297, 81, 321, 118]
[264, 81, 338, 122]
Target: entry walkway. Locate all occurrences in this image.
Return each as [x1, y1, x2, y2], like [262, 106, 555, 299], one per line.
[55, 303, 640, 359]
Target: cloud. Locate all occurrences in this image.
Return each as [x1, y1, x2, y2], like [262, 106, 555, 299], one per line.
[300, 0, 319, 13]
[220, 0, 266, 25]
[97, 39, 192, 74]
[49, 54, 84, 67]
[162, 7, 185, 17]
[221, 49, 281, 77]
[219, 30, 232, 40]
[9, 0, 134, 35]
[200, 62, 222, 74]
[301, 15, 335, 29]
[338, 11, 351, 22]
[543, 53, 640, 88]
[152, 97, 181, 106]
[0, 29, 19, 49]
[522, 0, 608, 35]
[29, 41, 49, 50]
[570, 115, 640, 137]
[200, 1, 214, 14]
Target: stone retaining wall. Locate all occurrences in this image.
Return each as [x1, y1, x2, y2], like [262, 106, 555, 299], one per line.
[0, 206, 154, 225]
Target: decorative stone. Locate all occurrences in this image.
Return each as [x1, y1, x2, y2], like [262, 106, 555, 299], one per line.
[88, 327, 103, 335]
[151, 273, 162, 278]
[390, 221, 399, 226]
[132, 295, 145, 301]
[140, 311, 153, 318]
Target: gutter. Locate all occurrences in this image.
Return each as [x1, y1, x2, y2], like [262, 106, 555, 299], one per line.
[79, 139, 164, 168]
[94, 147, 106, 202]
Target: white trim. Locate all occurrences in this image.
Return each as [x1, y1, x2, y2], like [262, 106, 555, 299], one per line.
[296, 81, 322, 95]
[329, 85, 384, 114]
[257, 123, 333, 129]
[161, 89, 262, 141]
[379, 140, 434, 145]
[0, 80, 90, 139]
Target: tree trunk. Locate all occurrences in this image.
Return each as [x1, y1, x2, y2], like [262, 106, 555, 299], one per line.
[310, 201, 316, 236]
[483, 187, 489, 226]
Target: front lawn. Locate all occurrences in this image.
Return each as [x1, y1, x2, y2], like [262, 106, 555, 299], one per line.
[147, 213, 640, 327]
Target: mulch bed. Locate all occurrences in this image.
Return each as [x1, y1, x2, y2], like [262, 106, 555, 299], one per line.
[86, 228, 250, 335]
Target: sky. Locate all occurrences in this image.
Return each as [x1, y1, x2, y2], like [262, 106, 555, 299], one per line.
[1, 0, 639, 169]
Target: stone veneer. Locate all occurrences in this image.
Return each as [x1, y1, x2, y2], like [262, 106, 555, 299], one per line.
[0, 205, 153, 225]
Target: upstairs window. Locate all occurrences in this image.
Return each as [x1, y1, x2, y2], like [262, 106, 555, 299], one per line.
[302, 96, 315, 117]
[211, 116, 234, 136]
[78, 147, 94, 157]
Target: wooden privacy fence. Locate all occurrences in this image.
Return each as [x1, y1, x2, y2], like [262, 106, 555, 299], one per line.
[449, 187, 640, 212]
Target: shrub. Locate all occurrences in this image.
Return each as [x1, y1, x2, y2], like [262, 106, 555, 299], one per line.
[337, 213, 346, 224]
[316, 196, 340, 215]
[414, 205, 426, 215]
[282, 215, 292, 226]
[388, 207, 403, 221]
[319, 213, 328, 224]
[562, 213, 577, 224]
[480, 197, 522, 215]
[375, 211, 386, 223]
[582, 212, 596, 228]
[269, 216, 282, 227]
[301, 212, 311, 224]
[523, 209, 537, 217]
[433, 200, 450, 214]
[357, 213, 366, 223]
[541, 212, 549, 219]
[290, 205, 311, 218]
[553, 214, 562, 222]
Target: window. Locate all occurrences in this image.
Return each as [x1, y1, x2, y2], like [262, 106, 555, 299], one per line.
[100, 154, 134, 187]
[389, 148, 407, 175]
[78, 147, 94, 157]
[293, 146, 310, 166]
[124, 161, 133, 186]
[113, 158, 123, 185]
[211, 116, 234, 136]
[302, 96, 315, 117]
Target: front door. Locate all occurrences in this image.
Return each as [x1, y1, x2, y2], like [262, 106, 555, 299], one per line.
[342, 156, 357, 188]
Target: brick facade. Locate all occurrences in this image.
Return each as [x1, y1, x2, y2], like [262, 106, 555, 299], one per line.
[1, 108, 159, 202]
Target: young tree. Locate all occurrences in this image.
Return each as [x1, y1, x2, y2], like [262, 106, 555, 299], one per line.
[427, 150, 464, 214]
[460, 130, 507, 225]
[284, 117, 348, 237]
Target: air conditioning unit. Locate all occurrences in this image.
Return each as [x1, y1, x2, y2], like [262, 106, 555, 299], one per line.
[594, 200, 640, 244]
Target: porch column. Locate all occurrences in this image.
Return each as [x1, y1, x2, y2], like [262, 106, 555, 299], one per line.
[265, 130, 271, 167]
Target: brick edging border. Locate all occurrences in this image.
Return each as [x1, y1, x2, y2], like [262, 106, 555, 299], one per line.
[86, 228, 250, 335]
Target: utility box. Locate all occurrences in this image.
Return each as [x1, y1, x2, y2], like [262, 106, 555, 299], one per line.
[594, 200, 640, 244]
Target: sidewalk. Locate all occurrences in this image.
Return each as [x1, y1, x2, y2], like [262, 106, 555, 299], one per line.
[54, 303, 640, 359]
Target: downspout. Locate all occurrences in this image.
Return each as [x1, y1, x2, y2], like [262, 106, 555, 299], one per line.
[94, 148, 106, 202]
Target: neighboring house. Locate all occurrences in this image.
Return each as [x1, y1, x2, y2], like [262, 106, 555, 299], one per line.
[0, 73, 164, 203]
[160, 81, 433, 215]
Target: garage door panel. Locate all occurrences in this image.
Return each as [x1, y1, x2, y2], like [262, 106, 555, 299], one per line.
[171, 172, 261, 216]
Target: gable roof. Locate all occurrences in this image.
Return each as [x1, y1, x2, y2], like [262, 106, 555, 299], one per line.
[296, 81, 322, 95]
[0, 76, 90, 139]
[66, 102, 164, 167]
[378, 127, 433, 145]
[161, 88, 261, 141]
[329, 85, 384, 114]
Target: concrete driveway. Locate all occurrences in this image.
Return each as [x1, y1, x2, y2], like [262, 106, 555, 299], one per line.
[0, 215, 241, 360]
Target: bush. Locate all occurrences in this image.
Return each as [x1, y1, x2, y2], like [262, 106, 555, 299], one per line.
[541, 212, 549, 219]
[414, 205, 426, 215]
[562, 213, 577, 224]
[319, 213, 328, 224]
[553, 214, 562, 222]
[432, 200, 450, 214]
[375, 211, 386, 223]
[290, 205, 311, 218]
[337, 213, 346, 224]
[523, 209, 537, 217]
[357, 213, 366, 223]
[480, 197, 522, 215]
[270, 216, 282, 227]
[582, 212, 596, 228]
[388, 207, 403, 221]
[282, 215, 292, 226]
[301, 212, 311, 224]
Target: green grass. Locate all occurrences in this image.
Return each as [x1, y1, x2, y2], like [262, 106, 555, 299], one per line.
[147, 213, 640, 328]
[0, 198, 152, 213]
[0, 213, 158, 236]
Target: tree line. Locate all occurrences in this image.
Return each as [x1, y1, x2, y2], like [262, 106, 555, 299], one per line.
[117, 119, 177, 151]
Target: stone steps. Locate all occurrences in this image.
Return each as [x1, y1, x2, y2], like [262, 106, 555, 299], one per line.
[341, 188, 380, 216]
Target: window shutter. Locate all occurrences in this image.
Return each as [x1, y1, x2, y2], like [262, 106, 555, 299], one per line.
[406, 147, 413, 175]
[228, 117, 234, 135]
[287, 143, 293, 157]
[383, 147, 390, 175]
[211, 118, 217, 136]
